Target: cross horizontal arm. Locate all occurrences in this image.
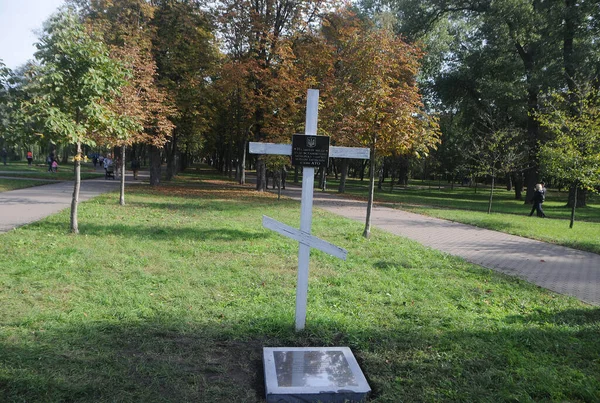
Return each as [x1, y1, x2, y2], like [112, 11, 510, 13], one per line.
[262, 215, 347, 261]
[249, 142, 291, 156]
[249, 142, 370, 160]
[330, 146, 370, 159]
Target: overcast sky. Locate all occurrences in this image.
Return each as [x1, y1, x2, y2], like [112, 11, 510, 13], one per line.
[0, 0, 66, 70]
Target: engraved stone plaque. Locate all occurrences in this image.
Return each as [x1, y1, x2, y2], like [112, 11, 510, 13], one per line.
[263, 347, 370, 403]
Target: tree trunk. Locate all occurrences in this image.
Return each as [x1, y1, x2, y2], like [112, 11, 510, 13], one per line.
[150, 145, 162, 186]
[377, 162, 384, 190]
[294, 166, 299, 183]
[363, 145, 376, 238]
[567, 184, 586, 208]
[70, 141, 81, 234]
[487, 175, 495, 214]
[396, 155, 408, 186]
[119, 145, 126, 206]
[338, 159, 348, 193]
[165, 134, 177, 181]
[256, 157, 267, 191]
[569, 184, 577, 229]
[512, 172, 524, 200]
[360, 160, 367, 181]
[239, 140, 247, 185]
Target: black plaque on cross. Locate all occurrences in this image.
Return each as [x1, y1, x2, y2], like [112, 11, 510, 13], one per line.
[291, 134, 330, 167]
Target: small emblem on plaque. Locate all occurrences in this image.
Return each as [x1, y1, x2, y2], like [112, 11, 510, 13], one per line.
[306, 137, 317, 148]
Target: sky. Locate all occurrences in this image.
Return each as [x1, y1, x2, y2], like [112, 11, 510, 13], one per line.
[0, 0, 66, 70]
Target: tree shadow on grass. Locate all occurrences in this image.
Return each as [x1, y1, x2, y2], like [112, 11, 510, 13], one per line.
[1, 307, 599, 402]
[79, 222, 267, 242]
[0, 320, 268, 402]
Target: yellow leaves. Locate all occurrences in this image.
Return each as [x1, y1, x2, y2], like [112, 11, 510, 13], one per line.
[72, 153, 88, 162]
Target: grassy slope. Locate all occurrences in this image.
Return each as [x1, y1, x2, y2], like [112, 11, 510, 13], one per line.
[0, 176, 598, 402]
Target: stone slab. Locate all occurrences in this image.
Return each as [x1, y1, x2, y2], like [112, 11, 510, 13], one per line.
[263, 347, 370, 403]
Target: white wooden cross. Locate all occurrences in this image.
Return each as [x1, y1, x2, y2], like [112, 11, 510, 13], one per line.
[250, 89, 370, 331]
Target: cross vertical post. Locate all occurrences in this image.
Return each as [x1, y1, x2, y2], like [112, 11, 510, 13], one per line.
[296, 89, 319, 331]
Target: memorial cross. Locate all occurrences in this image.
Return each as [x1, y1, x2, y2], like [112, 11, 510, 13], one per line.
[249, 89, 370, 331]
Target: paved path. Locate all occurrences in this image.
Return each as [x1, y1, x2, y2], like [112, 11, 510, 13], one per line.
[271, 184, 600, 306]
[0, 173, 147, 233]
[2, 175, 599, 306]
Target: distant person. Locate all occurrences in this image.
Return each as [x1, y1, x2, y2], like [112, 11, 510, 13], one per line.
[51, 159, 58, 173]
[1, 148, 7, 165]
[103, 153, 113, 173]
[92, 155, 98, 168]
[46, 153, 54, 172]
[98, 154, 104, 167]
[529, 183, 546, 218]
[26, 151, 33, 166]
[131, 157, 141, 180]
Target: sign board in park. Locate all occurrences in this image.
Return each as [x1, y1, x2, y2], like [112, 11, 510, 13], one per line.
[291, 134, 330, 167]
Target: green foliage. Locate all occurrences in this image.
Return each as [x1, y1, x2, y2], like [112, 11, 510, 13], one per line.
[469, 128, 527, 178]
[25, 9, 139, 147]
[538, 88, 600, 192]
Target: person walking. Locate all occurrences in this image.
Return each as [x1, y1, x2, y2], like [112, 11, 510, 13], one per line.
[46, 153, 54, 172]
[1, 148, 7, 165]
[26, 151, 33, 166]
[131, 157, 140, 180]
[529, 183, 547, 218]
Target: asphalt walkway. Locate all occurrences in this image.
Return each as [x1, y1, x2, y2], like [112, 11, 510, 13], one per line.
[271, 184, 600, 306]
[0, 172, 147, 233]
[1, 175, 598, 306]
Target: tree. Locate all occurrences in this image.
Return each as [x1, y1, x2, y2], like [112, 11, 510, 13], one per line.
[26, 9, 139, 233]
[73, 0, 175, 198]
[328, 10, 440, 237]
[152, 0, 217, 183]
[215, 0, 325, 191]
[0, 60, 12, 144]
[537, 87, 600, 228]
[469, 128, 527, 213]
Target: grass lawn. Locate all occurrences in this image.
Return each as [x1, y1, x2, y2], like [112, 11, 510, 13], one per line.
[0, 162, 107, 192]
[0, 161, 104, 182]
[0, 173, 598, 402]
[322, 177, 600, 254]
[0, 179, 57, 192]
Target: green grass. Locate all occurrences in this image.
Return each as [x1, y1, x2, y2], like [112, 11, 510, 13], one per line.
[0, 179, 56, 192]
[0, 162, 105, 191]
[0, 174, 598, 402]
[323, 177, 600, 254]
[0, 161, 104, 179]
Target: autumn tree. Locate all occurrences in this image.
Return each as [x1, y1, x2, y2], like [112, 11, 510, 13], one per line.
[328, 11, 440, 237]
[71, 0, 175, 191]
[151, 0, 217, 182]
[26, 9, 139, 233]
[215, 0, 326, 191]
